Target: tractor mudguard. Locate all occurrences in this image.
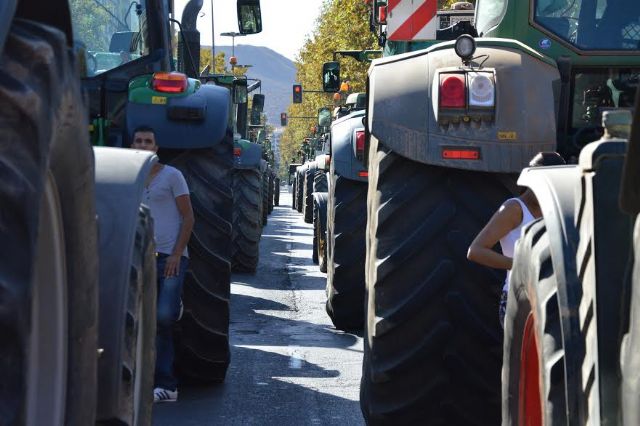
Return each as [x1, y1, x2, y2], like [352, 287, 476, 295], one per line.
[368, 39, 558, 173]
[234, 139, 263, 170]
[313, 192, 328, 235]
[126, 83, 230, 149]
[331, 109, 367, 182]
[0, 1, 16, 52]
[93, 147, 156, 421]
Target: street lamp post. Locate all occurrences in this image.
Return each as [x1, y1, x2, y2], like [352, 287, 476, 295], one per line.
[220, 31, 246, 71]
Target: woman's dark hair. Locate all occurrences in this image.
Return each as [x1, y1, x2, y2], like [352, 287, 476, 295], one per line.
[529, 151, 566, 167]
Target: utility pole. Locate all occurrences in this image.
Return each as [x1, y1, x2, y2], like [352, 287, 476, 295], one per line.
[210, 0, 215, 65]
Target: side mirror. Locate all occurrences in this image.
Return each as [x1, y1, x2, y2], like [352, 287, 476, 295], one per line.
[322, 61, 341, 93]
[233, 79, 248, 104]
[252, 94, 265, 113]
[237, 0, 262, 35]
[318, 107, 332, 128]
[109, 31, 139, 53]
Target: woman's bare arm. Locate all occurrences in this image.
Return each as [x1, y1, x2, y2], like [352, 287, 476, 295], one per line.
[467, 200, 522, 270]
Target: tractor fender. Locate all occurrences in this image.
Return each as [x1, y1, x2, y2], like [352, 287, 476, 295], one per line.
[368, 40, 558, 173]
[0, 1, 16, 52]
[126, 83, 230, 149]
[234, 139, 263, 169]
[331, 109, 367, 182]
[93, 147, 156, 420]
[313, 192, 328, 235]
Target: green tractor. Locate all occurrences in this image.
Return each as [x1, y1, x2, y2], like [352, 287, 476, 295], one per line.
[355, 0, 640, 424]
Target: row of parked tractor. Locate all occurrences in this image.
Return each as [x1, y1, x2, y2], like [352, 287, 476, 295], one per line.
[289, 0, 640, 424]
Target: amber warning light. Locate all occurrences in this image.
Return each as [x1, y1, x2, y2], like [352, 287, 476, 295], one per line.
[152, 72, 188, 93]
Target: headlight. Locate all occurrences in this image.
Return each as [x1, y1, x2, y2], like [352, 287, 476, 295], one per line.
[454, 35, 476, 62]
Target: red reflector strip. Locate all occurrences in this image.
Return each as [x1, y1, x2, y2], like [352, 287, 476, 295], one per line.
[442, 148, 480, 160]
[358, 171, 369, 177]
[234, 148, 242, 156]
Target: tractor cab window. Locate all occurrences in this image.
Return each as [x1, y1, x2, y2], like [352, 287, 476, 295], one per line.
[534, 0, 640, 50]
[475, 0, 508, 35]
[69, 0, 149, 76]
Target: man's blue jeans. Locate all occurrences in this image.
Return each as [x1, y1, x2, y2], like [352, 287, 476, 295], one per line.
[155, 253, 188, 391]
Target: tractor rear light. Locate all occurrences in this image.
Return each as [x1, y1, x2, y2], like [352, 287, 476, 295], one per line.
[355, 130, 365, 161]
[439, 74, 466, 109]
[441, 147, 480, 160]
[378, 6, 387, 24]
[152, 72, 188, 93]
[234, 147, 242, 156]
[469, 72, 495, 107]
[358, 170, 369, 177]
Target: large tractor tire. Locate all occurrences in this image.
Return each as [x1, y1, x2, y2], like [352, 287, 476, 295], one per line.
[314, 194, 329, 273]
[262, 172, 269, 226]
[313, 170, 328, 193]
[303, 164, 317, 224]
[361, 139, 516, 425]
[296, 168, 305, 213]
[274, 177, 281, 206]
[231, 168, 262, 273]
[622, 217, 640, 425]
[0, 19, 99, 425]
[268, 174, 274, 214]
[171, 145, 233, 383]
[326, 176, 367, 331]
[502, 219, 568, 425]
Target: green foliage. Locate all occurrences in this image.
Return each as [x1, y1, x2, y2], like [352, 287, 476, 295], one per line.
[280, 0, 377, 170]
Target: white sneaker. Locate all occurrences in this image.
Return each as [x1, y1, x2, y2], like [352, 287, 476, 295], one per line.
[154, 387, 178, 403]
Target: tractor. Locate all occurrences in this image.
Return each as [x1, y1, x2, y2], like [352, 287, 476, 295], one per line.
[351, 0, 640, 424]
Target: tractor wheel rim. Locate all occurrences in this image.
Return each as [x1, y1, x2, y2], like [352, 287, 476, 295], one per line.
[519, 313, 543, 426]
[26, 173, 68, 426]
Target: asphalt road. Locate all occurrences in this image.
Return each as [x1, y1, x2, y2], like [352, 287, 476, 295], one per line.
[153, 187, 365, 426]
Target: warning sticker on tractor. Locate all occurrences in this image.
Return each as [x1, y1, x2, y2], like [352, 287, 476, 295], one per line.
[498, 131, 517, 140]
[152, 96, 167, 105]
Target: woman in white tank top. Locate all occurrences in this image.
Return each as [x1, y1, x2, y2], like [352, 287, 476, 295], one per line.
[467, 152, 566, 327]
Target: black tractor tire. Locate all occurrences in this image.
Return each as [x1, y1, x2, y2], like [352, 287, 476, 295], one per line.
[296, 169, 305, 213]
[361, 139, 517, 425]
[303, 165, 317, 224]
[502, 219, 568, 425]
[622, 217, 640, 426]
[170, 145, 232, 383]
[292, 174, 298, 210]
[326, 176, 367, 331]
[231, 168, 262, 273]
[313, 170, 328, 194]
[274, 177, 280, 206]
[268, 174, 274, 214]
[0, 19, 99, 425]
[262, 172, 269, 226]
[314, 199, 328, 273]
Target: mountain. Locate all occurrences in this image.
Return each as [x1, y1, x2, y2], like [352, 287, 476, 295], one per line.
[209, 45, 296, 126]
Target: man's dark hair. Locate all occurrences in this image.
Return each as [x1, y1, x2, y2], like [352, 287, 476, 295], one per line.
[132, 125, 155, 138]
[529, 151, 566, 167]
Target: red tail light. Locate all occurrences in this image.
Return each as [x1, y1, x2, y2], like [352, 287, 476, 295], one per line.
[439, 74, 466, 109]
[234, 147, 242, 156]
[152, 72, 188, 93]
[442, 147, 480, 160]
[378, 6, 387, 24]
[355, 130, 365, 161]
[358, 171, 369, 177]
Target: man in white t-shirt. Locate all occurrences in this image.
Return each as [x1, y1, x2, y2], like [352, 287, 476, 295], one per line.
[131, 126, 194, 403]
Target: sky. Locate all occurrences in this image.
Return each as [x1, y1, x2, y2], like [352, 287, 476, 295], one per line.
[174, 0, 325, 61]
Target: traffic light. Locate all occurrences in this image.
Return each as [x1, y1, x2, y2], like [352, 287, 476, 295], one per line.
[292, 84, 303, 103]
[280, 112, 288, 126]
